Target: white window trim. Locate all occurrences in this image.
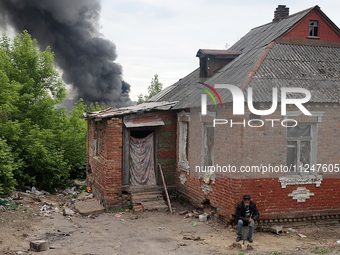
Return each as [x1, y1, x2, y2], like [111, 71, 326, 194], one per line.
[178, 111, 190, 173]
[286, 123, 318, 176]
[284, 111, 323, 177]
[200, 122, 215, 184]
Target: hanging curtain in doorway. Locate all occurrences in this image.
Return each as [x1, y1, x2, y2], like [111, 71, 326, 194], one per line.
[129, 133, 156, 185]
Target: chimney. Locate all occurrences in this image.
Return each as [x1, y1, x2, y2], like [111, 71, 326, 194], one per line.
[273, 5, 289, 22]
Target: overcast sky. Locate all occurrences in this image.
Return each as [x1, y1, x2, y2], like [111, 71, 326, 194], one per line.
[99, 0, 340, 101]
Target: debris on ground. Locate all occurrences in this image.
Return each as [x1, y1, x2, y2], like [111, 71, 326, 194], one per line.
[286, 227, 297, 233]
[74, 199, 105, 216]
[229, 242, 242, 249]
[246, 244, 254, 250]
[270, 225, 283, 235]
[182, 209, 214, 223]
[115, 213, 122, 218]
[183, 234, 203, 241]
[77, 192, 89, 201]
[199, 214, 207, 222]
[129, 214, 138, 220]
[0, 198, 18, 210]
[30, 240, 49, 252]
[179, 210, 188, 215]
[2, 185, 340, 255]
[297, 233, 307, 238]
[63, 207, 75, 216]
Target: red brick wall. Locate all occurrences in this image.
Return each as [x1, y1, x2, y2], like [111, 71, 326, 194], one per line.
[234, 178, 340, 219]
[176, 103, 340, 222]
[280, 9, 340, 42]
[86, 118, 123, 210]
[124, 111, 177, 185]
[156, 111, 177, 185]
[86, 111, 177, 209]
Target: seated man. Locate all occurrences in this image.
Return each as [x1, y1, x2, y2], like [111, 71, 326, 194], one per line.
[235, 195, 260, 243]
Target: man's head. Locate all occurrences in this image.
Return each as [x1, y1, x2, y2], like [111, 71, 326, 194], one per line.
[243, 195, 251, 205]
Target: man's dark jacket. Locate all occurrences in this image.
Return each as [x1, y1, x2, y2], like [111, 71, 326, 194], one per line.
[236, 201, 260, 223]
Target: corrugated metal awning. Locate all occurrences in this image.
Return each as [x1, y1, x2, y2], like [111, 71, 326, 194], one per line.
[124, 117, 165, 128]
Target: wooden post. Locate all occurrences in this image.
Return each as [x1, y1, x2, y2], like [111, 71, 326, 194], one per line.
[158, 163, 173, 213]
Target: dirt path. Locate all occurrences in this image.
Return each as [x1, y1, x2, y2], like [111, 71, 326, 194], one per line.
[1, 194, 340, 255]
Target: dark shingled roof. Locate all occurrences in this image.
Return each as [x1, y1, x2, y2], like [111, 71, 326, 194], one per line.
[196, 49, 241, 56]
[248, 43, 340, 103]
[149, 5, 340, 109]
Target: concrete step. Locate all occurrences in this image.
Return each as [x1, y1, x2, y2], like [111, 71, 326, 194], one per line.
[130, 185, 168, 212]
[141, 201, 168, 212]
[132, 191, 163, 197]
[129, 185, 163, 193]
[132, 194, 163, 203]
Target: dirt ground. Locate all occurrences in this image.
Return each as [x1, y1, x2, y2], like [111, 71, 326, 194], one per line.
[1, 192, 340, 255]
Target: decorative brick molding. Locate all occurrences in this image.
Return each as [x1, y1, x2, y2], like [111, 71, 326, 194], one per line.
[256, 214, 340, 232]
[284, 110, 324, 122]
[288, 187, 314, 202]
[177, 110, 190, 122]
[279, 175, 322, 188]
[179, 173, 187, 185]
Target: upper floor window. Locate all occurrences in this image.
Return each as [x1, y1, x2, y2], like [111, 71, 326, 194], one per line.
[309, 20, 319, 37]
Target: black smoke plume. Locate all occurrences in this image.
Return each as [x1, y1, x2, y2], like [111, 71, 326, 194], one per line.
[0, 0, 132, 108]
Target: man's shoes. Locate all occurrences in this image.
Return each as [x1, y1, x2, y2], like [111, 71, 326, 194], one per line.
[247, 238, 253, 243]
[236, 236, 242, 242]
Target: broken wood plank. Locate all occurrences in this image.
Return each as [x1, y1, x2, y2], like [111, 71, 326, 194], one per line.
[158, 163, 172, 213]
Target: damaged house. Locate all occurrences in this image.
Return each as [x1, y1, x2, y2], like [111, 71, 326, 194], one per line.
[85, 5, 340, 225]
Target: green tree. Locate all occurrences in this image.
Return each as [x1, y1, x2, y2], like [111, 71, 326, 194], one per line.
[0, 31, 68, 191]
[0, 31, 105, 192]
[0, 31, 106, 193]
[137, 74, 163, 104]
[0, 138, 19, 194]
[60, 99, 104, 180]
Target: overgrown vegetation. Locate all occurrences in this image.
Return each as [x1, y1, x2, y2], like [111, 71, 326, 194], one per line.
[0, 31, 103, 193]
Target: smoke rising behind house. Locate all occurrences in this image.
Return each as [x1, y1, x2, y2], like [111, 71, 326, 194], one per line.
[0, 0, 132, 108]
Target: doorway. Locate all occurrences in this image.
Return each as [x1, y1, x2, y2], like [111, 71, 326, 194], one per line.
[129, 128, 156, 186]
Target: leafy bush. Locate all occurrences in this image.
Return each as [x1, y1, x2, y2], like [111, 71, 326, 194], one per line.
[0, 31, 103, 192]
[0, 138, 19, 194]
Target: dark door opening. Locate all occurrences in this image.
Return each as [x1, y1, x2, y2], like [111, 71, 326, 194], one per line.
[130, 129, 153, 139]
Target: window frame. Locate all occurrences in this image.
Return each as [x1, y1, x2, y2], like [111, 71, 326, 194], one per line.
[308, 20, 319, 37]
[286, 123, 317, 175]
[177, 111, 190, 172]
[178, 120, 189, 169]
[94, 122, 102, 157]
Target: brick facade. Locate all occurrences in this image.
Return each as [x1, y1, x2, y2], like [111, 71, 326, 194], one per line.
[280, 9, 340, 42]
[86, 117, 123, 210]
[176, 104, 340, 222]
[86, 111, 177, 210]
[122, 111, 177, 185]
[85, 6, 340, 220]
